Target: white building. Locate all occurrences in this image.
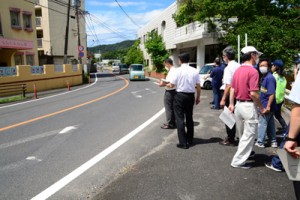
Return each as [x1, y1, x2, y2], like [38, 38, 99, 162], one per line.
[138, 2, 224, 70]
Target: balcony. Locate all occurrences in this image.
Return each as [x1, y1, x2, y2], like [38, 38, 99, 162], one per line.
[37, 38, 43, 49]
[173, 22, 208, 44]
[36, 17, 42, 28]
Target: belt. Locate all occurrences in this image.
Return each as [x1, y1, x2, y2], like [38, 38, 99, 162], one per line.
[237, 99, 253, 102]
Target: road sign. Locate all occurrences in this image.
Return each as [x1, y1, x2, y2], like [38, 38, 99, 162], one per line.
[79, 52, 84, 58]
[78, 45, 84, 52]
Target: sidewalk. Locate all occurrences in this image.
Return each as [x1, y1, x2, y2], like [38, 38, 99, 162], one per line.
[93, 89, 295, 200]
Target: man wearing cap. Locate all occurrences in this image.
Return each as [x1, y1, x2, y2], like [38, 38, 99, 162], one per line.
[255, 58, 278, 148]
[229, 46, 266, 169]
[271, 59, 287, 132]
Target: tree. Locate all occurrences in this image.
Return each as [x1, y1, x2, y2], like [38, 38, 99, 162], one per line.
[124, 40, 144, 66]
[173, 0, 300, 68]
[144, 31, 170, 72]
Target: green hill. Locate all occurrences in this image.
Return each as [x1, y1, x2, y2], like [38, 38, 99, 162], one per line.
[88, 40, 135, 54]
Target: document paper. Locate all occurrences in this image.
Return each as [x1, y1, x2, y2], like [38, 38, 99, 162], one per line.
[219, 106, 236, 129]
[277, 148, 300, 181]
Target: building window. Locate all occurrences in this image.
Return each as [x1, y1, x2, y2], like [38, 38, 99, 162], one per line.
[10, 8, 21, 29]
[26, 54, 35, 65]
[14, 54, 23, 65]
[23, 11, 33, 31]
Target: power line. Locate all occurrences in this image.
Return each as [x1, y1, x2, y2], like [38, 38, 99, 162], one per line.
[114, 0, 141, 28]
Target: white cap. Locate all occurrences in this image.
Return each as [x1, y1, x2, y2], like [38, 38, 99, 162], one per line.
[241, 46, 263, 56]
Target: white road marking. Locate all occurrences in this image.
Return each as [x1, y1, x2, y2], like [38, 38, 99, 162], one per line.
[0, 73, 98, 109]
[0, 126, 78, 150]
[59, 126, 77, 134]
[30, 108, 165, 200]
[26, 156, 42, 162]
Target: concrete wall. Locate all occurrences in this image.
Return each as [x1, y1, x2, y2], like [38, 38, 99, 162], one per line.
[0, 64, 82, 97]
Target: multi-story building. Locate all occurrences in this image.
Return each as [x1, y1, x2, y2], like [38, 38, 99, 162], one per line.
[35, 0, 87, 65]
[138, 2, 225, 70]
[0, 0, 39, 67]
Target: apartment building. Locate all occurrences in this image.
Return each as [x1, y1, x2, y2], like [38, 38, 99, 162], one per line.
[0, 0, 39, 67]
[35, 0, 87, 65]
[138, 2, 224, 70]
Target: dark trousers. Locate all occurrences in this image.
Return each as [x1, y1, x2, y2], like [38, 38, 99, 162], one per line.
[225, 96, 236, 142]
[164, 90, 177, 127]
[174, 92, 195, 145]
[212, 84, 221, 109]
[293, 181, 300, 200]
[274, 102, 287, 129]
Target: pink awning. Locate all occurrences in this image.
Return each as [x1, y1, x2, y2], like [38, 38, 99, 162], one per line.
[0, 38, 34, 50]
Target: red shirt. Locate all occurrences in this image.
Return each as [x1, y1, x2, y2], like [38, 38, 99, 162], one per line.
[231, 64, 259, 100]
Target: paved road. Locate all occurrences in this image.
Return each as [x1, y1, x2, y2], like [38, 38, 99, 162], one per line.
[0, 72, 169, 199]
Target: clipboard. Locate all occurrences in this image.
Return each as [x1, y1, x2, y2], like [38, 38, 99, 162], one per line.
[277, 148, 300, 181]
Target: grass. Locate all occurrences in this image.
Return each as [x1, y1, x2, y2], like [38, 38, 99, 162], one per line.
[0, 95, 27, 104]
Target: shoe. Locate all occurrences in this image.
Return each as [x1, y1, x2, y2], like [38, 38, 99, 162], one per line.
[187, 141, 195, 147]
[209, 101, 214, 104]
[176, 144, 189, 149]
[255, 142, 265, 148]
[271, 142, 278, 148]
[265, 162, 282, 172]
[210, 106, 220, 110]
[249, 151, 255, 158]
[231, 163, 252, 169]
[161, 124, 176, 129]
[219, 139, 236, 146]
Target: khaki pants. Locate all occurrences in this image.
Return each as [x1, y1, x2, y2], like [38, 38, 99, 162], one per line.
[231, 102, 258, 166]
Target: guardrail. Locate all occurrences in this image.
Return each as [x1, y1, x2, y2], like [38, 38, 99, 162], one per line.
[0, 84, 26, 97]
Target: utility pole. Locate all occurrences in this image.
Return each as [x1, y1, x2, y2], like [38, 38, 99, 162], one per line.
[63, 0, 71, 64]
[75, 0, 82, 64]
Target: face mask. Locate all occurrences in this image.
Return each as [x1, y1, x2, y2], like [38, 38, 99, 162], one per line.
[259, 67, 268, 74]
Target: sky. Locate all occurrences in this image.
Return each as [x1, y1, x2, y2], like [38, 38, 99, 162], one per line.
[84, 0, 176, 47]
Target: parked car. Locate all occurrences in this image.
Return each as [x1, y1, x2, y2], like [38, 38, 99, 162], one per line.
[129, 64, 145, 81]
[112, 65, 120, 73]
[199, 63, 214, 90]
[119, 64, 129, 74]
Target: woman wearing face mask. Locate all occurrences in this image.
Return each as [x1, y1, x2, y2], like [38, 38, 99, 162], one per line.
[271, 60, 288, 133]
[255, 58, 278, 148]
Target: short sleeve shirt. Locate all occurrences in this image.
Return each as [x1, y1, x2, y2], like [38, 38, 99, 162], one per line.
[170, 63, 200, 93]
[260, 72, 276, 111]
[288, 72, 300, 104]
[223, 60, 240, 85]
[165, 66, 176, 90]
[231, 64, 259, 100]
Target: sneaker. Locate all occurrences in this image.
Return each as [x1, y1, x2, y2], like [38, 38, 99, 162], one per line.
[255, 142, 265, 148]
[271, 142, 278, 148]
[249, 151, 255, 158]
[265, 162, 282, 172]
[231, 163, 252, 169]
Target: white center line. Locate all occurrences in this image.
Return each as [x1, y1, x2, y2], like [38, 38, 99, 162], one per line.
[31, 108, 165, 200]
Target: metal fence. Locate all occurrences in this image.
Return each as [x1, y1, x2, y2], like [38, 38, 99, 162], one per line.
[72, 65, 78, 71]
[54, 65, 64, 72]
[31, 66, 44, 74]
[0, 67, 17, 76]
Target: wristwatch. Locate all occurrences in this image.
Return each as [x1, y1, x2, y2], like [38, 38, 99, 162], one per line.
[285, 136, 297, 142]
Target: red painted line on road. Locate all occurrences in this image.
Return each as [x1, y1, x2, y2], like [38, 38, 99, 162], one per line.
[0, 76, 129, 132]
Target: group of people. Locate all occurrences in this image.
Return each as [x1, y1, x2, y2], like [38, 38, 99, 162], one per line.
[158, 47, 300, 199]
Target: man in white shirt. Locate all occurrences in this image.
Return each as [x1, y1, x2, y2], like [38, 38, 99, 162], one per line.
[284, 71, 300, 199]
[158, 58, 177, 129]
[167, 53, 201, 149]
[219, 46, 240, 146]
